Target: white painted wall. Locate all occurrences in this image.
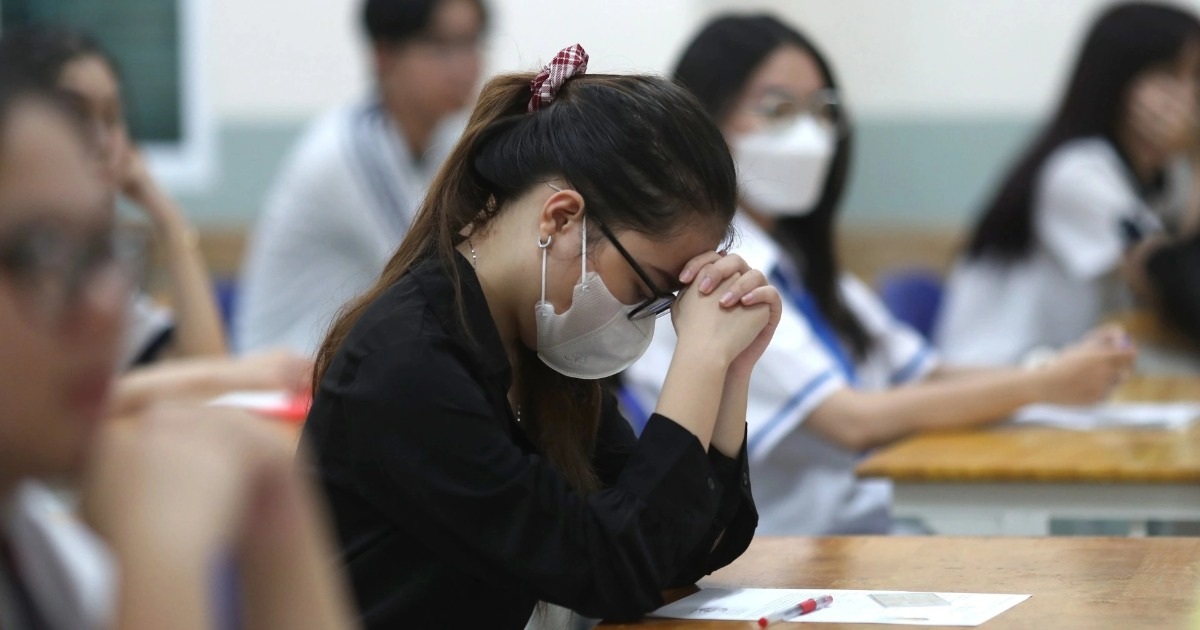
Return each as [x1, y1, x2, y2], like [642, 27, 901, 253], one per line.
[209, 0, 703, 121]
[483, 0, 699, 77]
[210, 0, 365, 121]
[697, 0, 1200, 118]
[206, 0, 1200, 120]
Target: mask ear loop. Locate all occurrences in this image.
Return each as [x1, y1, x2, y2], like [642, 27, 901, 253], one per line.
[538, 235, 553, 303]
[545, 180, 590, 292]
[579, 218, 588, 288]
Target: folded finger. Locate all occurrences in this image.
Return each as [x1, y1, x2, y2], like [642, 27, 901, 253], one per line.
[719, 269, 768, 306]
[678, 251, 723, 284]
[695, 255, 752, 294]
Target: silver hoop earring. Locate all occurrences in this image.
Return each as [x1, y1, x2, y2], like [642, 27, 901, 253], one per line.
[538, 235, 553, 249]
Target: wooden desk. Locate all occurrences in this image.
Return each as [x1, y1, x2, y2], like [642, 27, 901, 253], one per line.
[855, 376, 1200, 535]
[604, 537, 1200, 629]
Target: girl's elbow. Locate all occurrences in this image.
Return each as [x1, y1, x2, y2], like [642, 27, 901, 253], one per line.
[835, 419, 881, 452]
[810, 398, 883, 451]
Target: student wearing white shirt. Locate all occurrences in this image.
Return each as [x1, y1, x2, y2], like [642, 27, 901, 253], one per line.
[624, 15, 1136, 535]
[0, 78, 353, 630]
[939, 3, 1200, 366]
[237, 0, 487, 355]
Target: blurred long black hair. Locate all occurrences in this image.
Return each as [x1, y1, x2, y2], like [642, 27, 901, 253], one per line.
[966, 2, 1200, 261]
[674, 14, 870, 358]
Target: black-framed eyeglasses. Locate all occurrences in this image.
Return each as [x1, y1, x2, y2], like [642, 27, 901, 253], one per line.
[588, 215, 677, 321]
[546, 181, 678, 320]
[0, 219, 138, 327]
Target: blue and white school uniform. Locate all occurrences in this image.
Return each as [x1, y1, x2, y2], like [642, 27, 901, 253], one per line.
[937, 137, 1192, 366]
[625, 213, 937, 535]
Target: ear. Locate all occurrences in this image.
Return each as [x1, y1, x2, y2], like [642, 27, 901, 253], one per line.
[537, 187, 586, 244]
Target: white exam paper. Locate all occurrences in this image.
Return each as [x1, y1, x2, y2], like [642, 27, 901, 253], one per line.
[207, 390, 292, 411]
[649, 588, 1029, 626]
[1011, 402, 1200, 431]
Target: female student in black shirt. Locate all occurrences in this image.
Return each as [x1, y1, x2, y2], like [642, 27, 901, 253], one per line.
[303, 45, 782, 627]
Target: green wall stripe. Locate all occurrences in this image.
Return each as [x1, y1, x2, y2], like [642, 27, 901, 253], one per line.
[179, 117, 1040, 229]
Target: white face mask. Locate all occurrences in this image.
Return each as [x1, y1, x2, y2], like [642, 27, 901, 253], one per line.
[534, 220, 655, 380]
[733, 114, 836, 216]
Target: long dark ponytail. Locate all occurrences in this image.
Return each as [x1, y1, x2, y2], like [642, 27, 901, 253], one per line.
[314, 69, 737, 492]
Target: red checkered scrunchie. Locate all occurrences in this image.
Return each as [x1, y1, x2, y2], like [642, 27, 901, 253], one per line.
[528, 44, 589, 113]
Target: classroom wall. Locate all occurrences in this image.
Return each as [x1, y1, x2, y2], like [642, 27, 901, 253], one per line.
[209, 0, 364, 121]
[180, 0, 702, 224]
[700, 0, 1112, 118]
[691, 0, 1163, 231]
[209, 0, 699, 120]
[176, 0, 1200, 230]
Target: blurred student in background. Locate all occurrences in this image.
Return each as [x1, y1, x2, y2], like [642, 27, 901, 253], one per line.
[0, 77, 352, 630]
[303, 45, 777, 627]
[624, 14, 1135, 536]
[0, 25, 225, 368]
[0, 25, 313, 415]
[939, 2, 1200, 366]
[237, 0, 487, 356]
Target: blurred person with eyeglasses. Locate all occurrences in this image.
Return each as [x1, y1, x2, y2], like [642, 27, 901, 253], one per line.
[237, 0, 488, 357]
[0, 76, 355, 630]
[0, 26, 227, 369]
[0, 26, 317, 418]
[624, 15, 1137, 536]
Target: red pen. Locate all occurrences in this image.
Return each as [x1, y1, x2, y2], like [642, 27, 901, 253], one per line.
[757, 594, 834, 627]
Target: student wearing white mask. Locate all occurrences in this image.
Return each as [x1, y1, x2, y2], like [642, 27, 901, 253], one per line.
[625, 15, 1137, 536]
[302, 46, 781, 628]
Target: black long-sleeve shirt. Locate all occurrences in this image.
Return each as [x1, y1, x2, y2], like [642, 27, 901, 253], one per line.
[300, 253, 757, 629]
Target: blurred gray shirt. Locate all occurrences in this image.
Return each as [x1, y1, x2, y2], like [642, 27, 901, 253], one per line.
[236, 101, 462, 356]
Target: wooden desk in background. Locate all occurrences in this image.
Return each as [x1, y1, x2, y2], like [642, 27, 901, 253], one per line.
[604, 537, 1200, 629]
[856, 376, 1200, 535]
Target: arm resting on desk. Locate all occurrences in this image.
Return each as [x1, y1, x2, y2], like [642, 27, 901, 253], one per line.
[112, 351, 311, 416]
[805, 347, 1133, 452]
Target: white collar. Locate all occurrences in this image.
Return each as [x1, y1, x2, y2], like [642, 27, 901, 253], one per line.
[730, 211, 805, 285]
[3, 480, 114, 630]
